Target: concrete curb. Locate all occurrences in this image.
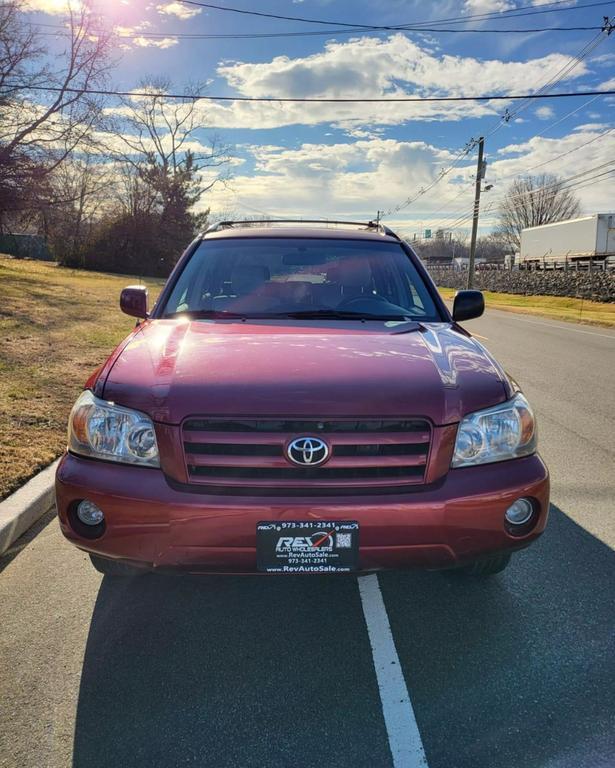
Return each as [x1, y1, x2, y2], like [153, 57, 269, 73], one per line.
[0, 459, 60, 556]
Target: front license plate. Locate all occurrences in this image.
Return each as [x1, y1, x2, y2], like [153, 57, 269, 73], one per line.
[256, 521, 359, 573]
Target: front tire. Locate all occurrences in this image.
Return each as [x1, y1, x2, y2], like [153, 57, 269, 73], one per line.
[450, 552, 511, 577]
[89, 554, 147, 577]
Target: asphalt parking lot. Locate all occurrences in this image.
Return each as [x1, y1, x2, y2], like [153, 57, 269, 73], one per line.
[1, 308, 614, 768]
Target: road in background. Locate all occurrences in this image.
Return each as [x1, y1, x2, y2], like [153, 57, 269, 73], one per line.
[1, 307, 614, 768]
[380, 307, 615, 767]
[464, 309, 615, 548]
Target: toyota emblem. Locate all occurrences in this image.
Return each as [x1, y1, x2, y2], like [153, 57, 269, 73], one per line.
[286, 437, 330, 467]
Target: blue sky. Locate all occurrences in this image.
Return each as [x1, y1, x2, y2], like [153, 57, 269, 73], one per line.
[27, 0, 615, 236]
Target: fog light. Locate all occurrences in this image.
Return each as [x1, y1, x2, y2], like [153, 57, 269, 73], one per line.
[505, 498, 534, 526]
[76, 500, 104, 526]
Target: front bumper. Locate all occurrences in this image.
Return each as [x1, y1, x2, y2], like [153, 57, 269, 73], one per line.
[55, 452, 549, 573]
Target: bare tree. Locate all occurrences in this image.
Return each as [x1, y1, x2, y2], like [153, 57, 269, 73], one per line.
[43, 154, 115, 265]
[81, 79, 232, 275]
[0, 0, 44, 97]
[497, 174, 581, 250]
[115, 163, 159, 218]
[0, 1, 113, 229]
[109, 77, 231, 216]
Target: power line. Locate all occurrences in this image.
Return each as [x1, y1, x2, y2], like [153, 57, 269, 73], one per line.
[422, 163, 615, 238]
[420, 125, 615, 228]
[412, 183, 477, 225]
[32, 21, 606, 39]
[173, 0, 615, 29]
[481, 23, 610, 140]
[531, 94, 602, 139]
[381, 141, 478, 218]
[423, 110, 615, 230]
[405, 154, 615, 238]
[11, 84, 615, 103]
[388, 0, 615, 27]
[380, 15, 614, 218]
[427, 161, 615, 234]
[491, 159, 615, 203]
[496, 125, 615, 182]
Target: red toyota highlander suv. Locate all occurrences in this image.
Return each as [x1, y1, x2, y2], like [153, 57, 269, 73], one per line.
[55, 220, 549, 578]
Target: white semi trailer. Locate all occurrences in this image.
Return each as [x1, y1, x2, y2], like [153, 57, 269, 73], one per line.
[519, 214, 615, 268]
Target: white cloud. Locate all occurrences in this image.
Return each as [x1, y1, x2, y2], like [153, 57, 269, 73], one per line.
[535, 106, 555, 120]
[131, 36, 178, 49]
[591, 53, 615, 67]
[489, 123, 615, 213]
[204, 138, 475, 221]
[463, 0, 514, 12]
[23, 0, 83, 14]
[572, 122, 606, 131]
[202, 123, 615, 229]
[218, 35, 585, 99]
[191, 97, 496, 132]
[156, 1, 201, 19]
[204, 34, 589, 130]
[115, 23, 178, 49]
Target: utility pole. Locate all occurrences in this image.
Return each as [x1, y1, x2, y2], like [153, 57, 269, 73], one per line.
[467, 136, 485, 289]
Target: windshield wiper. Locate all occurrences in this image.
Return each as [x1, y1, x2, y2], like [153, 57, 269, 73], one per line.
[163, 309, 421, 322]
[164, 310, 248, 319]
[281, 309, 413, 321]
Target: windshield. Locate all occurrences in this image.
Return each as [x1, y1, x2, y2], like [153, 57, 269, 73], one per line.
[162, 238, 440, 320]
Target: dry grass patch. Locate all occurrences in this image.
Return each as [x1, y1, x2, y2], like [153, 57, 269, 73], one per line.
[0, 256, 164, 500]
[437, 287, 615, 329]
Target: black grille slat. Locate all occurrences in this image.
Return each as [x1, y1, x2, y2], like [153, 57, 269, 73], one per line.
[184, 418, 429, 434]
[333, 443, 427, 457]
[188, 465, 425, 480]
[184, 442, 281, 457]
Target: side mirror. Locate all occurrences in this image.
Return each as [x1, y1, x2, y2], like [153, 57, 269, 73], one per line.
[453, 290, 484, 322]
[120, 286, 148, 319]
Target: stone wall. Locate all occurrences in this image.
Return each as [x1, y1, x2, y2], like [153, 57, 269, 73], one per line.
[427, 266, 615, 303]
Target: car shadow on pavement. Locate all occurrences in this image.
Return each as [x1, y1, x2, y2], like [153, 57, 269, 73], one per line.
[72, 569, 390, 768]
[72, 504, 615, 768]
[378, 504, 615, 768]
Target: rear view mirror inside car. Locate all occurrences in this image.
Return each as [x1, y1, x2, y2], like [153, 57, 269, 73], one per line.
[282, 251, 325, 265]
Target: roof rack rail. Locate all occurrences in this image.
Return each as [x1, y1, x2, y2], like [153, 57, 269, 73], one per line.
[203, 218, 399, 239]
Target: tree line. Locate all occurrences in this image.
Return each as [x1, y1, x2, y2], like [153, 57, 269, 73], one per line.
[0, 1, 231, 276]
[0, 2, 582, 276]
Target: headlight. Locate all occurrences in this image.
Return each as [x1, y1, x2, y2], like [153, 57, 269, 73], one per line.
[68, 390, 159, 467]
[452, 393, 536, 468]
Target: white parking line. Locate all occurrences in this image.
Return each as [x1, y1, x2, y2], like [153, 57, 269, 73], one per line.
[357, 575, 428, 768]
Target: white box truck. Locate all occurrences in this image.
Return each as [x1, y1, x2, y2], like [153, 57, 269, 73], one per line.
[519, 214, 615, 267]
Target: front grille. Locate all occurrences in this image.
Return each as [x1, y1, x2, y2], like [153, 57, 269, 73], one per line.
[181, 418, 432, 492]
[184, 418, 429, 433]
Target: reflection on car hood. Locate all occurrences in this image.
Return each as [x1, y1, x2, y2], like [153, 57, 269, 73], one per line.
[101, 319, 510, 425]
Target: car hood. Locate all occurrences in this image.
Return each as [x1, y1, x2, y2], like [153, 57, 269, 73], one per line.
[101, 319, 510, 425]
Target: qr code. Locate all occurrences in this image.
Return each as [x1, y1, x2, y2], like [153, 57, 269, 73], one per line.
[336, 533, 352, 549]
